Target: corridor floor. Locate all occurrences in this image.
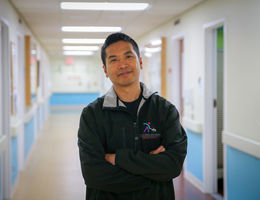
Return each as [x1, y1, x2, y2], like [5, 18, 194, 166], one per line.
[11, 109, 216, 200]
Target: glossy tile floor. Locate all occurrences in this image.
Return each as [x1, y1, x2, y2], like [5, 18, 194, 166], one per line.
[174, 172, 216, 200]
[11, 109, 217, 200]
[11, 110, 85, 200]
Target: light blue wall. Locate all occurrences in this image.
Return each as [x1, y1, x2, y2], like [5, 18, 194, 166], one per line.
[42, 105, 45, 126]
[226, 146, 260, 200]
[37, 108, 41, 133]
[50, 93, 99, 105]
[41, 105, 44, 127]
[11, 136, 18, 185]
[24, 117, 35, 159]
[185, 129, 203, 182]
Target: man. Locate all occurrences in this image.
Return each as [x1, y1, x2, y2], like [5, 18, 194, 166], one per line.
[78, 32, 187, 200]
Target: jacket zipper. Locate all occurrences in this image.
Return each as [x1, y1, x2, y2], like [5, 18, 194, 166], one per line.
[133, 122, 139, 153]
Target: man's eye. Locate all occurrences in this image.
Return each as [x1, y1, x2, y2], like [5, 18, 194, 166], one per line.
[110, 59, 118, 62]
[126, 55, 133, 58]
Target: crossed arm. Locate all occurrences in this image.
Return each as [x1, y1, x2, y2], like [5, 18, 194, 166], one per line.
[79, 105, 187, 192]
[103, 105, 187, 182]
[105, 146, 166, 165]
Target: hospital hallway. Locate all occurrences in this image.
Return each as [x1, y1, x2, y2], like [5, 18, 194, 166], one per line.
[10, 109, 215, 200]
[1, 0, 260, 199]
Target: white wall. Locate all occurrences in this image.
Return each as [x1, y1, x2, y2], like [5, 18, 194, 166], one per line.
[137, 0, 260, 142]
[142, 51, 161, 94]
[51, 56, 102, 93]
[100, 69, 113, 96]
[0, 0, 52, 103]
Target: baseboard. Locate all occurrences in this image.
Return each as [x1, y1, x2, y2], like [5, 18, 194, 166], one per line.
[184, 170, 204, 192]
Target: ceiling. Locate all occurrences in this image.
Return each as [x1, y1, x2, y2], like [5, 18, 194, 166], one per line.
[10, 0, 205, 58]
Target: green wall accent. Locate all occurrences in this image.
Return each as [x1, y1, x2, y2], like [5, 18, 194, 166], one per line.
[217, 27, 224, 49]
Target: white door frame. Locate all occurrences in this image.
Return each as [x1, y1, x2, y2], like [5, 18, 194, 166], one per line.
[0, 17, 12, 199]
[203, 18, 226, 195]
[170, 33, 186, 110]
[0, 20, 3, 200]
[17, 32, 25, 172]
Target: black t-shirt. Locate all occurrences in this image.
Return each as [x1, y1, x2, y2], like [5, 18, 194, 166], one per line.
[121, 92, 142, 117]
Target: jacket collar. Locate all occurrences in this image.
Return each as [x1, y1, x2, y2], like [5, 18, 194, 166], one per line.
[103, 82, 155, 108]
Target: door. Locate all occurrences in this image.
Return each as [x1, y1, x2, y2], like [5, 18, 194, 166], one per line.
[203, 20, 225, 197]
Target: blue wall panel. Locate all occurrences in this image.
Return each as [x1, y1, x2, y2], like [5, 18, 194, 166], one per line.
[185, 129, 203, 182]
[41, 105, 45, 125]
[42, 103, 45, 122]
[227, 146, 260, 200]
[11, 136, 18, 185]
[24, 118, 35, 159]
[50, 93, 99, 105]
[37, 108, 41, 133]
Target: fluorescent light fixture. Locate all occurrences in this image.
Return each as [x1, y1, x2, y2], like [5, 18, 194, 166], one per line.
[63, 51, 94, 56]
[144, 52, 152, 58]
[60, 2, 149, 11]
[62, 26, 122, 32]
[151, 39, 162, 46]
[63, 46, 99, 51]
[62, 38, 105, 44]
[145, 47, 161, 53]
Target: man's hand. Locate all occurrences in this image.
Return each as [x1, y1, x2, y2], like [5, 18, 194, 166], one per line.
[150, 145, 165, 155]
[105, 154, 116, 165]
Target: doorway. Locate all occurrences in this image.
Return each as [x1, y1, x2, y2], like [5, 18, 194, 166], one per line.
[203, 19, 225, 198]
[17, 33, 25, 172]
[0, 18, 12, 199]
[171, 34, 185, 120]
[0, 18, 3, 200]
[216, 27, 224, 196]
[179, 39, 184, 119]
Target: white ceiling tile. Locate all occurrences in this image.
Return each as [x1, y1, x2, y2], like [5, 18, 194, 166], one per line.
[10, 0, 205, 57]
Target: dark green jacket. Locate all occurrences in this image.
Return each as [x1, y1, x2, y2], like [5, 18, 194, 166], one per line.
[78, 83, 187, 200]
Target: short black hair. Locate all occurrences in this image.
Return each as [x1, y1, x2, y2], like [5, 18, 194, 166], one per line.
[101, 32, 140, 67]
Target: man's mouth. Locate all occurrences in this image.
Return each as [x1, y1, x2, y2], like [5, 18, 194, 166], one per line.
[118, 71, 133, 77]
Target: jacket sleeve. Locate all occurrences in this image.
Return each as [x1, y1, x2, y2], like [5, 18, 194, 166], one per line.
[115, 105, 187, 182]
[78, 106, 152, 193]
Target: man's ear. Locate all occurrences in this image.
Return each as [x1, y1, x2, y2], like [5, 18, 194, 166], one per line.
[103, 65, 109, 78]
[139, 57, 143, 70]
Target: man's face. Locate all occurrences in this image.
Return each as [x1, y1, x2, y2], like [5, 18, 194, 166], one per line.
[103, 41, 143, 88]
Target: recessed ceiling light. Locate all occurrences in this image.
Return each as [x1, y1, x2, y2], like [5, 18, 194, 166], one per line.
[151, 39, 162, 46]
[61, 26, 122, 32]
[144, 53, 152, 57]
[63, 46, 99, 51]
[63, 51, 94, 56]
[62, 38, 105, 44]
[144, 47, 161, 53]
[60, 2, 149, 11]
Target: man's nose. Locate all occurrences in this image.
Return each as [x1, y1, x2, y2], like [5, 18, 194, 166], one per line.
[118, 58, 128, 69]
